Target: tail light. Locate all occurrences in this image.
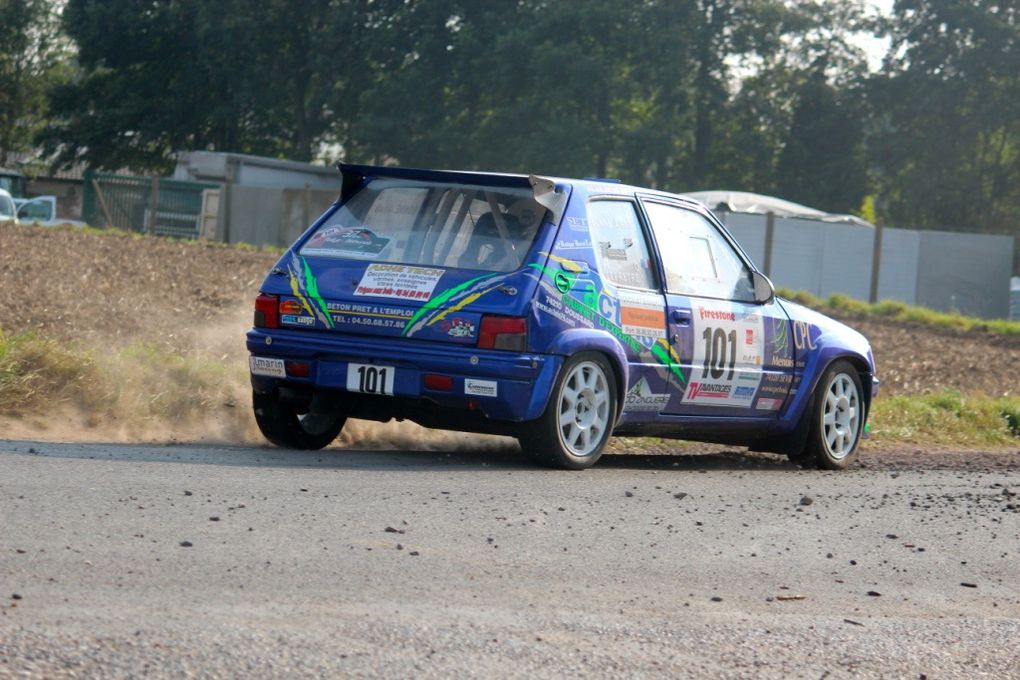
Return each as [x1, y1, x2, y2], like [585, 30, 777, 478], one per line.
[254, 294, 279, 328]
[478, 316, 527, 351]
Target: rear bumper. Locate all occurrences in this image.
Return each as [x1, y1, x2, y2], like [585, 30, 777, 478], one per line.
[246, 328, 561, 423]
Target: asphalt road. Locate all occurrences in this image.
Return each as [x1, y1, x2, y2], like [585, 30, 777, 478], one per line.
[1, 439, 1018, 679]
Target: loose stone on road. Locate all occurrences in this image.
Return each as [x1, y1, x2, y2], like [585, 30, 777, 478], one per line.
[1, 440, 1018, 678]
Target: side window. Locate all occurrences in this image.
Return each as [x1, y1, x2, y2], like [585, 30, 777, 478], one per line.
[643, 202, 755, 302]
[587, 200, 657, 290]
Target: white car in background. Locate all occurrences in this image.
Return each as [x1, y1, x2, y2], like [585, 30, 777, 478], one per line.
[0, 188, 17, 223]
[12, 195, 87, 228]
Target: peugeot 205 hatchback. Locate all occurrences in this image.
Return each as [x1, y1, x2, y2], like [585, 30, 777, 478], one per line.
[248, 164, 879, 470]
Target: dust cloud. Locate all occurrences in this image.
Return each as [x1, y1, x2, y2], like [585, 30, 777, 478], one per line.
[3, 299, 514, 453]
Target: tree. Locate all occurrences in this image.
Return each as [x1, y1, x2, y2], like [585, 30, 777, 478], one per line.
[40, 0, 381, 171]
[776, 67, 868, 212]
[870, 0, 1020, 235]
[0, 0, 68, 166]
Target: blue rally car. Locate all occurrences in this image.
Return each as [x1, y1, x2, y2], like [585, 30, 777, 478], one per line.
[248, 164, 879, 470]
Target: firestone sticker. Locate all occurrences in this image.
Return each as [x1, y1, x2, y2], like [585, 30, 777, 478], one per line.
[354, 264, 444, 301]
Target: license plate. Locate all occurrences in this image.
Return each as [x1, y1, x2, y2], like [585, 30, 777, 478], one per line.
[346, 363, 395, 396]
[250, 356, 286, 378]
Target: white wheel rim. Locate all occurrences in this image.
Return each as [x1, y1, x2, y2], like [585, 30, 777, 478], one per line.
[822, 372, 860, 460]
[557, 361, 611, 457]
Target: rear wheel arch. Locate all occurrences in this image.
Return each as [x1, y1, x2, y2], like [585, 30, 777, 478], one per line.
[542, 329, 629, 421]
[519, 350, 620, 470]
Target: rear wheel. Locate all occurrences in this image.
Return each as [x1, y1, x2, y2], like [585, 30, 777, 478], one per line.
[519, 353, 616, 470]
[794, 360, 864, 470]
[252, 390, 346, 450]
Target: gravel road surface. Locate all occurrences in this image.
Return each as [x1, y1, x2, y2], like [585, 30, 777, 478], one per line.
[2, 440, 1018, 678]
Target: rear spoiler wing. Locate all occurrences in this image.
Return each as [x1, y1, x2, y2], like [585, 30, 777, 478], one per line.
[336, 162, 568, 224]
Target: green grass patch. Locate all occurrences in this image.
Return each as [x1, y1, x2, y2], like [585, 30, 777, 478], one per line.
[869, 391, 1020, 446]
[778, 289, 1020, 336]
[0, 328, 249, 428]
[0, 329, 101, 415]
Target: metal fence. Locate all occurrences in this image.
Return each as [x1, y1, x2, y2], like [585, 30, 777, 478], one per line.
[82, 171, 218, 238]
[1011, 277, 1020, 321]
[720, 212, 1015, 320]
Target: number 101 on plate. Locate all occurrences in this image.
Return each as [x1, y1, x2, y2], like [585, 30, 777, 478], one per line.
[346, 362, 395, 396]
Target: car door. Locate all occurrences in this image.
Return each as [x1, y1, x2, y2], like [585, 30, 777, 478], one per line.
[639, 198, 795, 416]
[585, 198, 674, 413]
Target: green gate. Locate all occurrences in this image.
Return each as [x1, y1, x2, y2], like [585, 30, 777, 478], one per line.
[82, 171, 218, 238]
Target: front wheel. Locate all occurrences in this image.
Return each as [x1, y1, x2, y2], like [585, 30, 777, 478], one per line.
[519, 353, 617, 470]
[252, 390, 346, 450]
[795, 360, 865, 470]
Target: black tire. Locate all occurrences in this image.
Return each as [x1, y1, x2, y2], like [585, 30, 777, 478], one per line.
[252, 390, 346, 450]
[518, 352, 617, 470]
[795, 360, 865, 470]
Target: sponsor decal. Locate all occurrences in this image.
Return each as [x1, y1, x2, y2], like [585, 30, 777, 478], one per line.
[304, 226, 390, 258]
[555, 238, 592, 250]
[355, 264, 444, 301]
[599, 241, 629, 261]
[465, 379, 498, 397]
[323, 302, 414, 331]
[793, 320, 817, 351]
[564, 216, 589, 231]
[535, 298, 574, 327]
[249, 356, 286, 378]
[688, 301, 764, 406]
[698, 307, 736, 322]
[279, 299, 303, 315]
[620, 305, 666, 339]
[756, 397, 783, 411]
[758, 383, 790, 396]
[441, 317, 475, 337]
[623, 377, 671, 413]
[281, 314, 315, 326]
[686, 382, 731, 400]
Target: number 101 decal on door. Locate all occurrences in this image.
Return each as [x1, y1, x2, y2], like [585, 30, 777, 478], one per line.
[683, 303, 765, 407]
[346, 363, 396, 395]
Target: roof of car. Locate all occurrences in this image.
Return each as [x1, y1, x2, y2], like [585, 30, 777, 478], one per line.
[337, 163, 707, 210]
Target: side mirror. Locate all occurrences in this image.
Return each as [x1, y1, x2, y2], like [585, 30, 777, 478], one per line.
[752, 271, 774, 304]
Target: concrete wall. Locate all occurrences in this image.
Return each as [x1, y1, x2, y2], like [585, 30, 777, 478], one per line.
[914, 231, 1014, 319]
[716, 213, 1015, 319]
[175, 151, 340, 191]
[1011, 277, 1020, 321]
[218, 184, 337, 248]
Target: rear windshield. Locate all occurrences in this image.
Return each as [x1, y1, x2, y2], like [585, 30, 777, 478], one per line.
[300, 178, 546, 272]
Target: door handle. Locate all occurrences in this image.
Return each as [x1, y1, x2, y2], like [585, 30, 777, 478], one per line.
[671, 309, 692, 326]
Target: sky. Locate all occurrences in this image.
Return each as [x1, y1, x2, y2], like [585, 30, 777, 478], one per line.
[860, 0, 895, 71]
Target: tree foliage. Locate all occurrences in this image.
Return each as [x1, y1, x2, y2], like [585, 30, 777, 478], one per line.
[0, 0, 67, 166]
[10, 0, 1020, 244]
[870, 0, 1020, 235]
